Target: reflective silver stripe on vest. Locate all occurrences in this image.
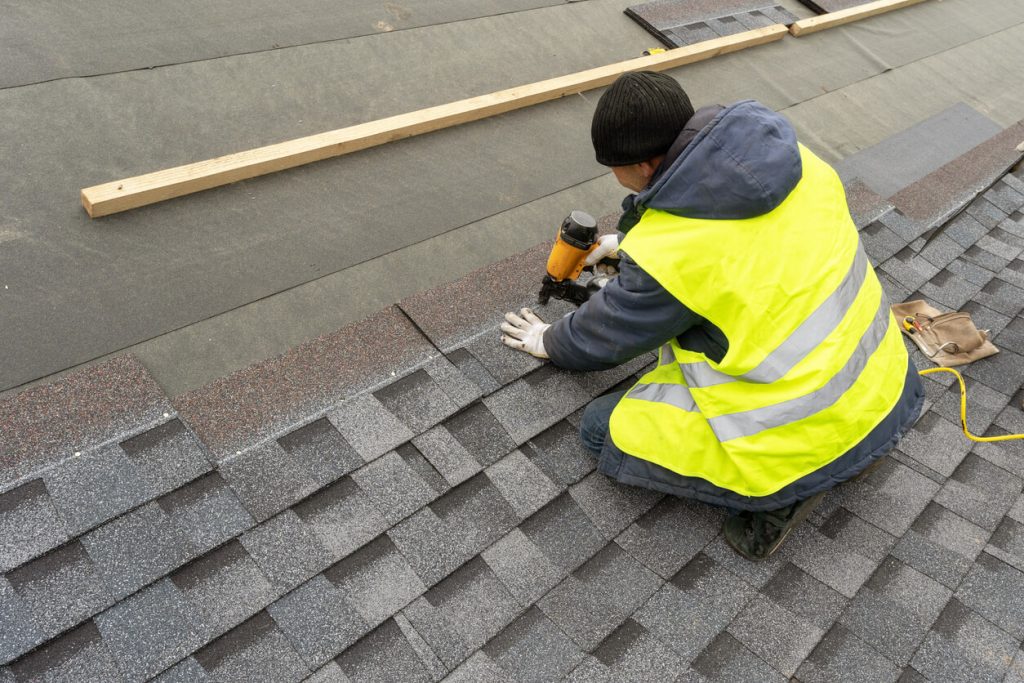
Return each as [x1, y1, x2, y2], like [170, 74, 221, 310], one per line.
[680, 245, 870, 388]
[627, 382, 698, 412]
[658, 343, 675, 366]
[707, 288, 891, 442]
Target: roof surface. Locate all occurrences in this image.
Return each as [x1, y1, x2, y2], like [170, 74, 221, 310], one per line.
[2, 115, 1024, 680]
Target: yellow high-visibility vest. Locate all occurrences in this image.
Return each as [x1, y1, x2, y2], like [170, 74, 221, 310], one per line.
[609, 145, 908, 497]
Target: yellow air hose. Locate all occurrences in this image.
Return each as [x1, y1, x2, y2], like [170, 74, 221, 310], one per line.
[917, 367, 1024, 442]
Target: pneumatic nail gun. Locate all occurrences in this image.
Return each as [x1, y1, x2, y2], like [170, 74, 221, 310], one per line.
[537, 210, 616, 306]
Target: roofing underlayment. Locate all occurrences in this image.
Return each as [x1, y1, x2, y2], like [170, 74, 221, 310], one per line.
[3, 114, 1024, 679]
[4, 0, 1024, 681]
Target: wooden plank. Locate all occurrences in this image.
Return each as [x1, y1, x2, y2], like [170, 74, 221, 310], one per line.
[81, 25, 787, 218]
[789, 0, 928, 37]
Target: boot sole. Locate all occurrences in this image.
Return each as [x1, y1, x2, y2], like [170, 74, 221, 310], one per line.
[725, 491, 826, 561]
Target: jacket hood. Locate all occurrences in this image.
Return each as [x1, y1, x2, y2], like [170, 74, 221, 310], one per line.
[636, 100, 803, 220]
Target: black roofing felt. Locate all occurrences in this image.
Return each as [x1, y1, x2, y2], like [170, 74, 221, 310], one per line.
[2, 127, 1024, 681]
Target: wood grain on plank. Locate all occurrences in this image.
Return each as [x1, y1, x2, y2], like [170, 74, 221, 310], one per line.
[81, 25, 787, 217]
[789, 0, 928, 37]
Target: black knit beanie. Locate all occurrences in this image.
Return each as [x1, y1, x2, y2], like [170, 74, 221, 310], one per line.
[591, 71, 695, 166]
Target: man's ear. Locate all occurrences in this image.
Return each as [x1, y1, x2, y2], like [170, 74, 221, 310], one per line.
[638, 156, 664, 182]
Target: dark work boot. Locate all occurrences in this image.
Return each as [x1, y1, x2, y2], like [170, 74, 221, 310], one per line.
[723, 492, 826, 561]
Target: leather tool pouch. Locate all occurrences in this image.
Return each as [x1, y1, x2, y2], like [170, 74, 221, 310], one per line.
[891, 300, 999, 367]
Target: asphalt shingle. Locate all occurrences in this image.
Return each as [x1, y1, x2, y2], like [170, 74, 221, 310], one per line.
[442, 402, 516, 467]
[815, 507, 896, 563]
[43, 444, 150, 537]
[195, 611, 310, 683]
[327, 393, 414, 463]
[727, 593, 825, 677]
[485, 450, 560, 520]
[691, 631, 787, 683]
[388, 507, 475, 589]
[934, 453, 1022, 530]
[522, 420, 596, 487]
[988, 515, 1024, 571]
[266, 574, 368, 668]
[334, 618, 436, 683]
[429, 472, 518, 559]
[0, 479, 69, 573]
[218, 442, 319, 524]
[402, 556, 521, 668]
[890, 501, 988, 588]
[518, 492, 606, 574]
[569, 471, 662, 540]
[588, 618, 690, 682]
[839, 458, 941, 537]
[445, 348, 501, 395]
[483, 379, 561, 445]
[897, 411, 972, 477]
[760, 562, 848, 632]
[5, 540, 113, 640]
[157, 471, 254, 557]
[350, 450, 437, 526]
[974, 277, 1024, 318]
[324, 534, 425, 626]
[779, 525, 880, 599]
[538, 542, 662, 650]
[411, 426, 483, 487]
[277, 417, 363, 488]
[794, 623, 902, 683]
[838, 557, 952, 666]
[911, 597, 1019, 683]
[119, 419, 212, 500]
[614, 496, 722, 579]
[421, 355, 485, 409]
[0, 576, 43, 665]
[293, 477, 389, 563]
[482, 606, 585, 683]
[80, 501, 193, 600]
[170, 540, 278, 639]
[7, 621, 123, 683]
[239, 509, 332, 594]
[482, 528, 564, 606]
[94, 578, 206, 683]
[373, 369, 460, 435]
[955, 551, 1024, 639]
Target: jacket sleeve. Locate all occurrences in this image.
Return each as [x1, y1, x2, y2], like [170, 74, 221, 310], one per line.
[542, 252, 704, 371]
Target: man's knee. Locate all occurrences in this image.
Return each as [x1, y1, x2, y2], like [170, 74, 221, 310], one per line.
[578, 390, 626, 455]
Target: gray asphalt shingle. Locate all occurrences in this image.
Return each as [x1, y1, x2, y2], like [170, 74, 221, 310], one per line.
[293, 477, 389, 563]
[266, 574, 368, 668]
[218, 442, 319, 524]
[614, 497, 722, 579]
[955, 551, 1024, 639]
[794, 624, 902, 683]
[911, 597, 1019, 683]
[239, 509, 332, 593]
[334, 618, 435, 683]
[276, 417, 363, 488]
[157, 472, 254, 558]
[194, 611, 310, 683]
[482, 606, 585, 683]
[7, 621, 123, 683]
[0, 479, 69, 573]
[327, 394, 414, 463]
[324, 534, 425, 626]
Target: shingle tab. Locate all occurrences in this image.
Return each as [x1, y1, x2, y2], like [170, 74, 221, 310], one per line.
[538, 543, 661, 650]
[442, 402, 516, 467]
[589, 618, 689, 681]
[324, 534, 425, 626]
[411, 426, 482, 487]
[523, 421, 596, 486]
[839, 458, 940, 536]
[327, 394, 414, 462]
[152, 657, 210, 683]
[727, 593, 825, 677]
[633, 553, 755, 661]
[522, 366, 593, 418]
[335, 618, 435, 683]
[760, 563, 848, 632]
[955, 551, 1024, 639]
[962, 348, 1024, 396]
[430, 473, 517, 557]
[267, 575, 368, 668]
[403, 556, 520, 668]
[195, 611, 310, 683]
[388, 508, 474, 588]
[240, 509, 332, 593]
[374, 369, 460, 434]
[934, 453, 1022, 530]
[779, 524, 880, 599]
[157, 471, 255, 557]
[219, 441, 319, 523]
[277, 418, 363, 488]
[0, 479, 69, 573]
[119, 419, 212, 500]
[518, 493, 606, 574]
[443, 651, 515, 683]
[614, 497, 721, 579]
[815, 507, 896, 562]
[988, 515, 1024, 571]
[483, 379, 561, 445]
[43, 444, 150, 536]
[911, 597, 1019, 683]
[691, 631, 787, 683]
[896, 411, 972, 477]
[94, 578, 207, 683]
[293, 477, 389, 563]
[838, 557, 951, 666]
[350, 450, 437, 525]
[8, 620, 124, 683]
[171, 540, 278, 638]
[794, 623, 902, 683]
[445, 348, 501, 396]
[482, 528, 564, 606]
[485, 450, 560, 520]
[890, 501, 987, 588]
[569, 472, 662, 540]
[6, 540, 113, 639]
[482, 606, 585, 683]
[461, 334, 545, 386]
[81, 501, 193, 599]
[0, 576, 43, 664]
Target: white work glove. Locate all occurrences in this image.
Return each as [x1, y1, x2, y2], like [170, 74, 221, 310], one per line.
[584, 233, 620, 277]
[500, 308, 550, 359]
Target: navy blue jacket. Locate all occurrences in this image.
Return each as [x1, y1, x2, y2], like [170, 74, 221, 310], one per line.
[543, 101, 923, 510]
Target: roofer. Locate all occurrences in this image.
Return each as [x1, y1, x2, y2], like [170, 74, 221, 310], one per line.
[500, 71, 924, 560]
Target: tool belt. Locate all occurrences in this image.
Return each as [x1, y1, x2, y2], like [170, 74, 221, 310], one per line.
[890, 300, 998, 367]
